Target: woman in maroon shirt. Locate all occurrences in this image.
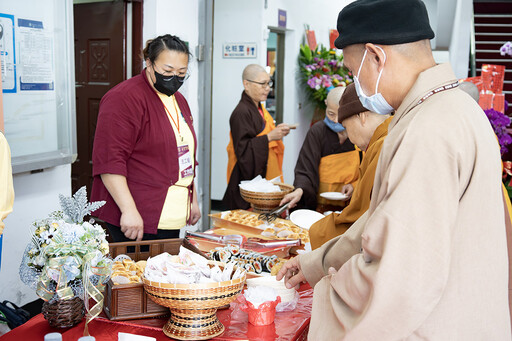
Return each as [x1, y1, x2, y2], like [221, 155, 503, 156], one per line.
[91, 35, 200, 241]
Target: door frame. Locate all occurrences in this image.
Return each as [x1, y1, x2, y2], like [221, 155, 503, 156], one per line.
[198, 0, 214, 231]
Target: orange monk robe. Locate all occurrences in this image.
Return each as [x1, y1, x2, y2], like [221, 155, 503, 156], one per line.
[309, 116, 392, 249]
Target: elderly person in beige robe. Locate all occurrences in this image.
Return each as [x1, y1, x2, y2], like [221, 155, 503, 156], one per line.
[277, 0, 512, 339]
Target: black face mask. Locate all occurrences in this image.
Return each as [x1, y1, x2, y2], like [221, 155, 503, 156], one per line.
[152, 69, 185, 96]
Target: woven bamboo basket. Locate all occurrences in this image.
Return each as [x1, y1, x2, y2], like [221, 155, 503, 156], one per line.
[143, 261, 246, 340]
[239, 182, 294, 213]
[42, 296, 85, 328]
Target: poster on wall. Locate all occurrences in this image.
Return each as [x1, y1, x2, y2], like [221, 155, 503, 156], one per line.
[18, 18, 54, 91]
[223, 42, 257, 58]
[0, 13, 16, 93]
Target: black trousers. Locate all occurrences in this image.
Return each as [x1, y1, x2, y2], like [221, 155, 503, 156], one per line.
[106, 223, 180, 242]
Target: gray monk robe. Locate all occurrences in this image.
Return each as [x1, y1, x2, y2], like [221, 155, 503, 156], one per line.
[299, 63, 512, 340]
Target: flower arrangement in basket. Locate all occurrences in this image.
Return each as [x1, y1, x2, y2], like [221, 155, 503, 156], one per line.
[19, 187, 111, 329]
[298, 44, 352, 110]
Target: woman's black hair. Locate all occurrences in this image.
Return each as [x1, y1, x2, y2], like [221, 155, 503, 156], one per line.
[142, 34, 191, 63]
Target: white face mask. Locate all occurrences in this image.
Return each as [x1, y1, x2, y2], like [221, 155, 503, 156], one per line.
[353, 46, 394, 115]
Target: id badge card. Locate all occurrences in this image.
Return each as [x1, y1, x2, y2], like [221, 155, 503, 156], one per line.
[178, 145, 193, 178]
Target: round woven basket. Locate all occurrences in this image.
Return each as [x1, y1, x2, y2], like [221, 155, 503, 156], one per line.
[239, 182, 294, 213]
[42, 296, 85, 328]
[143, 261, 246, 340]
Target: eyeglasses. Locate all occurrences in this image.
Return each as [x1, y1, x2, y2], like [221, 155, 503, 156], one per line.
[153, 63, 190, 82]
[247, 79, 273, 88]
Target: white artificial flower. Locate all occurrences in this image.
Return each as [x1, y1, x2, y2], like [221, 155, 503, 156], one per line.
[62, 256, 80, 282]
[34, 254, 46, 266]
[61, 222, 86, 243]
[40, 230, 54, 244]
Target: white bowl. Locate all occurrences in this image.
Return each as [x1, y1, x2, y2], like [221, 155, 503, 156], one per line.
[319, 191, 348, 201]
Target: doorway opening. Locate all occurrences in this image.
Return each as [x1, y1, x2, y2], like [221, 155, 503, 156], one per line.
[71, 0, 143, 195]
[266, 28, 285, 124]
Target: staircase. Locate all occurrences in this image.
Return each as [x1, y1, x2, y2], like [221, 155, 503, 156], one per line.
[473, 1, 512, 108]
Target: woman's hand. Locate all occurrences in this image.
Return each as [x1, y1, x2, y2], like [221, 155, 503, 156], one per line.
[341, 183, 354, 201]
[188, 186, 201, 225]
[120, 208, 144, 241]
[279, 188, 303, 209]
[189, 202, 201, 225]
[100, 173, 144, 240]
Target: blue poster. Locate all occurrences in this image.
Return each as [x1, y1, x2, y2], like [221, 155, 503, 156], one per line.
[0, 13, 16, 93]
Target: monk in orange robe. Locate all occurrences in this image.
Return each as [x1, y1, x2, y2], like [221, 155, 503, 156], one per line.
[309, 83, 392, 249]
[223, 64, 290, 209]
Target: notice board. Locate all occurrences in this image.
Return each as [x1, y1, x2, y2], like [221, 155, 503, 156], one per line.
[1, 0, 76, 173]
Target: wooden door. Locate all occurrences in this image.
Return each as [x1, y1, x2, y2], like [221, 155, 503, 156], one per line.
[72, 1, 125, 195]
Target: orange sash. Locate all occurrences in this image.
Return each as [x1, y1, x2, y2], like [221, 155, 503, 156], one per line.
[226, 105, 284, 183]
[317, 150, 360, 207]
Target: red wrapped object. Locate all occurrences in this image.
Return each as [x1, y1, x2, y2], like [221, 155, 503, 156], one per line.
[481, 64, 505, 94]
[237, 295, 281, 326]
[479, 93, 506, 113]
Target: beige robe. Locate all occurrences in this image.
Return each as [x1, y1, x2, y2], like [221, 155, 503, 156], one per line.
[300, 63, 511, 340]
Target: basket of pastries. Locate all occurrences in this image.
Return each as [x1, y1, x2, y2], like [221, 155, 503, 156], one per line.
[142, 247, 246, 340]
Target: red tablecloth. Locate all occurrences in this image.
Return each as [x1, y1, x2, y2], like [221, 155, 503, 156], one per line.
[0, 284, 313, 341]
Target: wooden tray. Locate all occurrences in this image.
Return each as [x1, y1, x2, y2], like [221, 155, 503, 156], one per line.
[209, 210, 301, 238]
[104, 238, 207, 321]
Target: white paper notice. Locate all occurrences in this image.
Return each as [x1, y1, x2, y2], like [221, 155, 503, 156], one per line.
[18, 18, 54, 90]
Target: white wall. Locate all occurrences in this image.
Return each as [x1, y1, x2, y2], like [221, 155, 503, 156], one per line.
[210, 0, 265, 200]
[449, 0, 472, 79]
[0, 165, 71, 305]
[424, 0, 472, 79]
[210, 0, 353, 200]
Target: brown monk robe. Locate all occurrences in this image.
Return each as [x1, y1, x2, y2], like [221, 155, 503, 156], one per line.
[223, 96, 286, 209]
[292, 86, 360, 211]
[223, 64, 289, 210]
[309, 83, 392, 249]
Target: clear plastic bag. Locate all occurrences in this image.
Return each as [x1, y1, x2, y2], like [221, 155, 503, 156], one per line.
[276, 290, 299, 312]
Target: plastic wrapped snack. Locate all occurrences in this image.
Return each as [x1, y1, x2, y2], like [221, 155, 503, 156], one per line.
[238, 286, 281, 326]
[239, 175, 282, 193]
[144, 249, 244, 284]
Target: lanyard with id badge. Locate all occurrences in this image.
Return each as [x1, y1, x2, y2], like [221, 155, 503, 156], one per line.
[162, 97, 194, 179]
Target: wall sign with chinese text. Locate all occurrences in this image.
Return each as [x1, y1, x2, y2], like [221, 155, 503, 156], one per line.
[278, 9, 286, 28]
[222, 42, 257, 59]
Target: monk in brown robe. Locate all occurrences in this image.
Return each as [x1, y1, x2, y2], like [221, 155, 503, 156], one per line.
[309, 83, 391, 249]
[280, 86, 360, 212]
[223, 64, 290, 209]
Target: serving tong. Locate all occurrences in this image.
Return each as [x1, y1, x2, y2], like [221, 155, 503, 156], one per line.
[258, 202, 290, 223]
[185, 231, 301, 248]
